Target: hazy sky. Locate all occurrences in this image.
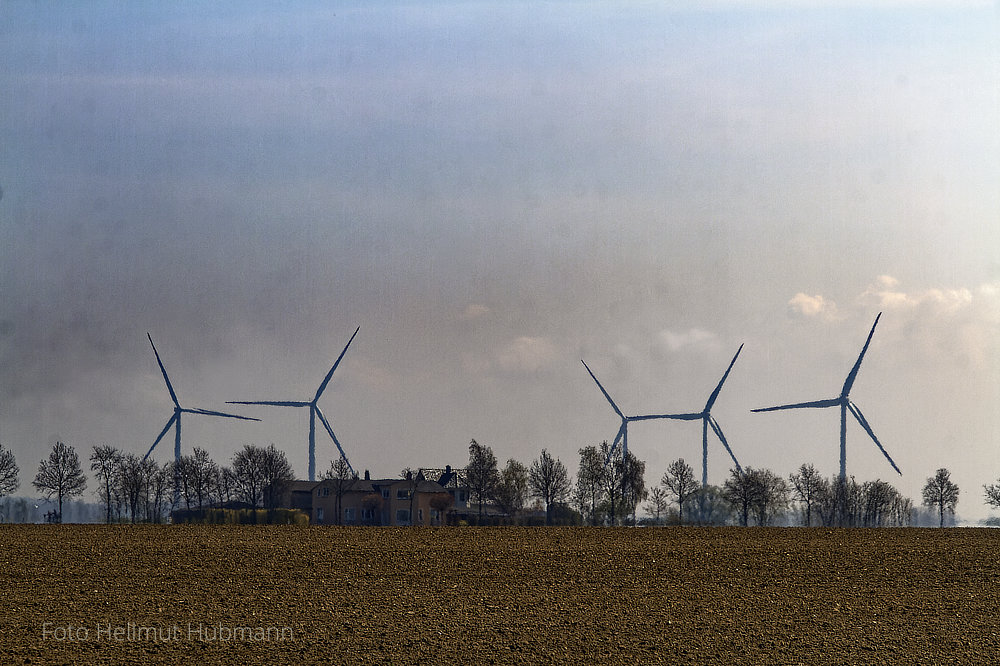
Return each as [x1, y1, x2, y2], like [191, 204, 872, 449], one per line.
[2, 1, 998, 519]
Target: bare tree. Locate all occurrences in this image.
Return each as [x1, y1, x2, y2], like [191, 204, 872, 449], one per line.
[215, 466, 238, 505]
[0, 442, 20, 498]
[32, 442, 87, 522]
[118, 453, 154, 523]
[428, 491, 454, 525]
[983, 481, 1000, 511]
[644, 486, 669, 525]
[576, 445, 606, 526]
[621, 451, 647, 525]
[492, 458, 529, 520]
[922, 468, 959, 527]
[466, 439, 499, 520]
[528, 449, 572, 525]
[690, 485, 732, 525]
[148, 463, 173, 523]
[232, 445, 268, 509]
[722, 467, 758, 527]
[788, 463, 827, 527]
[90, 445, 121, 524]
[184, 447, 218, 510]
[230, 444, 295, 511]
[600, 442, 646, 526]
[817, 475, 864, 527]
[661, 458, 700, 524]
[325, 457, 357, 524]
[752, 468, 789, 526]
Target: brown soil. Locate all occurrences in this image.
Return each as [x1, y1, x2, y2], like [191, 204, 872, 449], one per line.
[1, 525, 998, 664]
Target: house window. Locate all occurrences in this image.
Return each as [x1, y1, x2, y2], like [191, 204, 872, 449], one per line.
[316, 508, 325, 524]
[395, 509, 410, 525]
[456, 490, 466, 503]
[381, 489, 390, 499]
[362, 509, 376, 523]
[417, 509, 423, 524]
[344, 508, 356, 523]
[319, 487, 329, 497]
[397, 489, 411, 500]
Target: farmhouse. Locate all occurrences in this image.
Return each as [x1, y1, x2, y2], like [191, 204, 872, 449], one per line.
[275, 468, 468, 526]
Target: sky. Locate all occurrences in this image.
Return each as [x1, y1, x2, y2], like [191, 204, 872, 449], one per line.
[1, 1, 998, 519]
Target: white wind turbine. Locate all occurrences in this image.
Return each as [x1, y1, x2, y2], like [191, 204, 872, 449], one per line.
[651, 344, 745, 486]
[752, 313, 900, 480]
[581, 360, 669, 463]
[228, 327, 360, 481]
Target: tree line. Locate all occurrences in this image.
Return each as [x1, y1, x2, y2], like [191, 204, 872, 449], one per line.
[463, 441, 966, 528]
[0, 440, 295, 523]
[0, 439, 978, 527]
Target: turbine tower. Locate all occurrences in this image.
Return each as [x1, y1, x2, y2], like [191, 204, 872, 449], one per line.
[229, 326, 360, 481]
[652, 344, 745, 486]
[751, 313, 900, 480]
[143, 333, 260, 466]
[581, 360, 666, 463]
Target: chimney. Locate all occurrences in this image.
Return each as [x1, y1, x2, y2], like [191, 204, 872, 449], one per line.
[364, 469, 370, 481]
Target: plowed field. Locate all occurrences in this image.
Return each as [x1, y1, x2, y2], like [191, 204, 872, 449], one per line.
[1, 526, 998, 664]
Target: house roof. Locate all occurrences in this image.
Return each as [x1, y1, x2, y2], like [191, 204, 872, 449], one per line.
[285, 476, 451, 494]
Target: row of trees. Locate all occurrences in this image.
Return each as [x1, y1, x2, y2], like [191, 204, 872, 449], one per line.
[466, 440, 647, 526]
[0, 441, 295, 523]
[0, 439, 976, 527]
[464, 438, 966, 528]
[646, 460, 962, 528]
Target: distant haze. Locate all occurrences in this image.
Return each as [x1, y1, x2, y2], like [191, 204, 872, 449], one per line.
[1, 3, 998, 518]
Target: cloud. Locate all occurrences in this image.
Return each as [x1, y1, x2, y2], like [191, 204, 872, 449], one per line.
[459, 304, 492, 321]
[657, 328, 720, 353]
[788, 293, 838, 320]
[496, 336, 559, 374]
[860, 275, 974, 313]
[857, 276, 999, 366]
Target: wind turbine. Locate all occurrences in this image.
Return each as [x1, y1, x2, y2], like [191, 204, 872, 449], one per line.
[751, 313, 900, 480]
[581, 360, 666, 463]
[228, 326, 360, 481]
[651, 344, 745, 486]
[143, 333, 260, 466]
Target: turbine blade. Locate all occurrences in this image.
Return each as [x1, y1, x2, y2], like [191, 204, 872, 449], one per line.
[314, 326, 361, 402]
[581, 360, 625, 419]
[226, 400, 310, 408]
[633, 412, 702, 421]
[848, 400, 901, 476]
[184, 407, 261, 421]
[604, 424, 626, 465]
[708, 415, 742, 472]
[144, 415, 177, 460]
[842, 313, 882, 397]
[315, 406, 355, 475]
[751, 398, 841, 412]
[705, 343, 744, 413]
[147, 333, 180, 408]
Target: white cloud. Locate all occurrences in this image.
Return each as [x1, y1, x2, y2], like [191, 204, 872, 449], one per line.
[859, 275, 976, 313]
[857, 276, 999, 366]
[788, 293, 838, 320]
[459, 304, 492, 321]
[658, 328, 720, 353]
[496, 336, 559, 373]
